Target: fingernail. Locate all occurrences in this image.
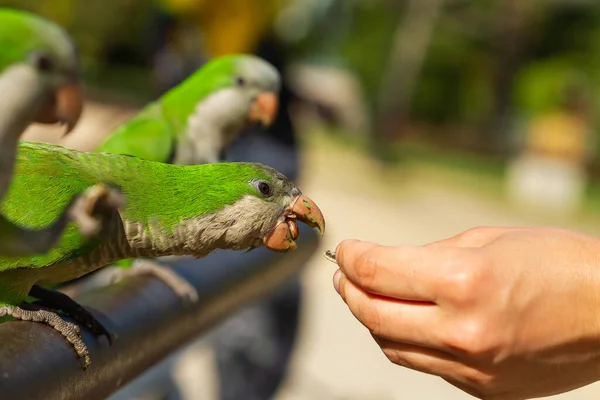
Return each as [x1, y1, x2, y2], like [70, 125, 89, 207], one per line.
[333, 269, 342, 293]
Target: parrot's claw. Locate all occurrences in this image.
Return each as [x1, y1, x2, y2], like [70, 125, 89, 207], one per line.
[69, 184, 125, 237]
[0, 304, 91, 369]
[29, 285, 114, 345]
[110, 259, 199, 305]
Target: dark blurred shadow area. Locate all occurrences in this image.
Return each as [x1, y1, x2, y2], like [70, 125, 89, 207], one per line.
[5, 0, 600, 399]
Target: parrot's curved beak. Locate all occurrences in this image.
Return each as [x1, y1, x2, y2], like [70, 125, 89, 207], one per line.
[263, 194, 325, 252]
[248, 91, 279, 127]
[34, 81, 84, 135]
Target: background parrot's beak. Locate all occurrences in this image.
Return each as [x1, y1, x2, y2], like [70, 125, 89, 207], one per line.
[34, 81, 84, 135]
[262, 194, 325, 252]
[248, 91, 279, 127]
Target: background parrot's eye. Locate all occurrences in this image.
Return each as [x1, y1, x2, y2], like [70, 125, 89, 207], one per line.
[235, 76, 246, 87]
[30, 51, 54, 72]
[253, 180, 273, 197]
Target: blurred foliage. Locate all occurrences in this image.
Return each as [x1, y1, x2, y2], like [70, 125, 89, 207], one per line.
[337, 3, 398, 117]
[4, 0, 600, 159]
[0, 0, 157, 96]
[411, 1, 600, 129]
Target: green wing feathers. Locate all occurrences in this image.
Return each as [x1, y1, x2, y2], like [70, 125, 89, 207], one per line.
[0, 143, 104, 269]
[96, 102, 175, 162]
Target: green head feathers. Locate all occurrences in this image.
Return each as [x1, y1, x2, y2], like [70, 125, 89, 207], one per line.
[0, 8, 79, 77]
[160, 53, 281, 130]
[114, 160, 300, 233]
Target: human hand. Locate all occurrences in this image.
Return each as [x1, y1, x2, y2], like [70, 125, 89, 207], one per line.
[331, 227, 600, 399]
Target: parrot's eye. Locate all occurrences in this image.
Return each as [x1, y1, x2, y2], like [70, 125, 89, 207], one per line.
[253, 180, 273, 197]
[235, 76, 246, 87]
[30, 51, 55, 72]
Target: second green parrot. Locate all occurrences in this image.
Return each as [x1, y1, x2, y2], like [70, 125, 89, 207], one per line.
[96, 53, 280, 164]
[88, 53, 281, 300]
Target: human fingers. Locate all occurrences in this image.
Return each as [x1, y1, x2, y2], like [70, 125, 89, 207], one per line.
[336, 239, 473, 302]
[335, 270, 447, 350]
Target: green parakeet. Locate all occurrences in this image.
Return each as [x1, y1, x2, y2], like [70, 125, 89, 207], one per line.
[89, 53, 281, 300]
[0, 141, 325, 369]
[0, 8, 122, 256]
[96, 54, 280, 165]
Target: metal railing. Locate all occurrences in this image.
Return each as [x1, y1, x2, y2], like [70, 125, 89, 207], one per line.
[0, 224, 321, 400]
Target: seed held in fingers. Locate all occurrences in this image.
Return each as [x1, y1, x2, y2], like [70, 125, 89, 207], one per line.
[324, 250, 337, 264]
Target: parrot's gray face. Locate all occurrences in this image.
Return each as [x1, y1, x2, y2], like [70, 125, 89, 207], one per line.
[254, 165, 325, 253]
[221, 164, 325, 253]
[0, 33, 83, 135]
[232, 57, 281, 128]
[184, 57, 281, 157]
[24, 41, 84, 134]
[178, 164, 324, 256]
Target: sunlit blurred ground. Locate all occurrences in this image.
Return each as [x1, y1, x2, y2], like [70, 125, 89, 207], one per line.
[22, 101, 600, 400]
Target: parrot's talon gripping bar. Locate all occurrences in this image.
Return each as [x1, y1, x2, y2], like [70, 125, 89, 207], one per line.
[323, 250, 337, 264]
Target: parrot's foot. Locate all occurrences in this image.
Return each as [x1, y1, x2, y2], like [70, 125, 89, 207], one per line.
[110, 259, 199, 304]
[0, 304, 90, 369]
[29, 285, 114, 345]
[70, 183, 125, 237]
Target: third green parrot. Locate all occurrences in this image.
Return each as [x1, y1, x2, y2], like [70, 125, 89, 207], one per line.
[0, 8, 122, 256]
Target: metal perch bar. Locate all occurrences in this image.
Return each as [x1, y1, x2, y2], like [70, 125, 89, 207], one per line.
[0, 224, 320, 400]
